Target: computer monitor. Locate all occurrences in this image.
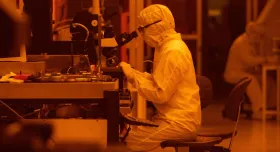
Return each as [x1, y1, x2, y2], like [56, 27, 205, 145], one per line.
[0, 0, 27, 62]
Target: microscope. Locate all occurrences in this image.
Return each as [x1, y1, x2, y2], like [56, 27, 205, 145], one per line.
[68, 3, 161, 70]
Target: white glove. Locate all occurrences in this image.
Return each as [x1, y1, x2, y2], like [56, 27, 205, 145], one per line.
[119, 62, 135, 81]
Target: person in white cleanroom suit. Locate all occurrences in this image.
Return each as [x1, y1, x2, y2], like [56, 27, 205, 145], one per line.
[119, 4, 201, 152]
[224, 22, 277, 118]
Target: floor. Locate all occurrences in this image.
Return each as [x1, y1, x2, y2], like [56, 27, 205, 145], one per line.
[202, 104, 280, 152]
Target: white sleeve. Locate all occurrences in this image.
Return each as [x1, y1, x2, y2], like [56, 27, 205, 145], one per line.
[132, 69, 153, 80]
[234, 37, 265, 66]
[130, 50, 187, 104]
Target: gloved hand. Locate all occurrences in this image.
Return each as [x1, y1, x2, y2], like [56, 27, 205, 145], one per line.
[119, 62, 135, 81]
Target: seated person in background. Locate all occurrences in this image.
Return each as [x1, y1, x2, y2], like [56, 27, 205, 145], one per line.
[120, 4, 201, 152]
[224, 22, 277, 119]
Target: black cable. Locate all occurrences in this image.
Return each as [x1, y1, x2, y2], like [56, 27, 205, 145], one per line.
[0, 100, 57, 145]
[0, 100, 24, 119]
[121, 125, 131, 143]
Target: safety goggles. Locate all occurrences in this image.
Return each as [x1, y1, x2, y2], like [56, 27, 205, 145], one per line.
[137, 20, 162, 33]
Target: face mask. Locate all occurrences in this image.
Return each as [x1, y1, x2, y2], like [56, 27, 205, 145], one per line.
[137, 20, 162, 48]
[143, 34, 158, 48]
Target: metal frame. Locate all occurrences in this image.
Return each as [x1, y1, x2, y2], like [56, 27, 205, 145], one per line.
[129, 0, 146, 119]
[15, 0, 24, 12]
[0, 89, 120, 145]
[228, 99, 244, 150]
[246, 0, 259, 23]
[261, 64, 280, 121]
[253, 0, 259, 20]
[145, 0, 153, 59]
[129, 0, 145, 72]
[52, 0, 56, 23]
[196, 0, 203, 75]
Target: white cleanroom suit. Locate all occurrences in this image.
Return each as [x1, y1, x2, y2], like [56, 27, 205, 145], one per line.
[224, 22, 277, 113]
[120, 4, 201, 152]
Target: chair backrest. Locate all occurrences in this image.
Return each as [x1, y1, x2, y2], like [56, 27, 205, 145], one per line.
[222, 77, 252, 150]
[196, 75, 213, 109]
[222, 77, 252, 121]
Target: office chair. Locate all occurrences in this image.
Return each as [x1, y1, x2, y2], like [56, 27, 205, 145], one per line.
[160, 77, 252, 152]
[196, 75, 213, 109]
